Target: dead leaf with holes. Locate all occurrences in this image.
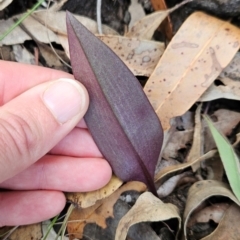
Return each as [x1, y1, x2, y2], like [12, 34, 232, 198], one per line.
[115, 192, 181, 240]
[183, 180, 240, 239]
[144, 11, 240, 130]
[67, 181, 146, 240]
[66, 175, 123, 208]
[201, 203, 240, 240]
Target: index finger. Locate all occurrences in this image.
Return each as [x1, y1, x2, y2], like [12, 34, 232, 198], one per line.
[0, 60, 74, 104]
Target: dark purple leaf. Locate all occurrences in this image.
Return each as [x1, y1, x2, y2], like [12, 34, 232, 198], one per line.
[66, 12, 163, 195]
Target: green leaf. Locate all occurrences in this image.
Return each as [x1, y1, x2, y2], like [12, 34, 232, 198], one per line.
[204, 115, 240, 201]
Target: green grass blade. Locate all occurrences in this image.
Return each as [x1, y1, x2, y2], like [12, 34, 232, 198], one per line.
[0, 0, 45, 41]
[42, 215, 59, 240]
[204, 115, 240, 201]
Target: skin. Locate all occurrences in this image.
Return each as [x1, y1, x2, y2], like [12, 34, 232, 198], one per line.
[0, 60, 112, 226]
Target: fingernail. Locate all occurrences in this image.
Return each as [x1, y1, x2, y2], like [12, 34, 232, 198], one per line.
[42, 78, 88, 124]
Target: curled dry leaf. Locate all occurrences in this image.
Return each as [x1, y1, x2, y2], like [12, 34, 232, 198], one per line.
[185, 104, 203, 171]
[201, 203, 240, 240]
[66, 175, 123, 208]
[67, 182, 146, 239]
[183, 180, 240, 239]
[115, 192, 181, 240]
[67, 12, 163, 194]
[187, 203, 230, 227]
[144, 11, 240, 130]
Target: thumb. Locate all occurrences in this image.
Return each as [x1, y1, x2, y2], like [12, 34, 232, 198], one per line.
[0, 78, 89, 182]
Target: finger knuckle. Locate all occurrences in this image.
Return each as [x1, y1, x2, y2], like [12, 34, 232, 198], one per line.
[0, 112, 41, 164]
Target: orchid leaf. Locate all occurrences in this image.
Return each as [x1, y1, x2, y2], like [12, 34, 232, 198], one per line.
[66, 12, 163, 194]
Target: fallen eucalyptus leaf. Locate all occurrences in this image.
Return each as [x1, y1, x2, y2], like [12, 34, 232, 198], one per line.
[144, 11, 240, 130]
[183, 180, 240, 239]
[201, 203, 240, 240]
[67, 181, 146, 239]
[59, 34, 165, 77]
[115, 192, 181, 240]
[66, 175, 123, 208]
[66, 12, 163, 194]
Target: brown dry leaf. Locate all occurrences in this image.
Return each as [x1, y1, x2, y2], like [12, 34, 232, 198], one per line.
[32, 10, 118, 36]
[155, 150, 217, 186]
[187, 203, 230, 227]
[126, 0, 190, 40]
[233, 133, 240, 147]
[186, 104, 203, 171]
[67, 181, 146, 239]
[59, 34, 164, 76]
[201, 203, 240, 240]
[203, 154, 224, 181]
[144, 12, 240, 130]
[162, 129, 193, 160]
[183, 180, 240, 239]
[98, 35, 164, 76]
[150, 0, 173, 40]
[200, 52, 240, 101]
[161, 111, 194, 161]
[128, 0, 146, 29]
[0, 224, 42, 240]
[115, 192, 181, 240]
[157, 171, 192, 198]
[12, 44, 36, 65]
[66, 175, 123, 208]
[200, 78, 240, 102]
[0, 14, 59, 46]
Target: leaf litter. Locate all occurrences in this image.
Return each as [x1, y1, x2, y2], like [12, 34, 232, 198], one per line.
[1, 1, 240, 240]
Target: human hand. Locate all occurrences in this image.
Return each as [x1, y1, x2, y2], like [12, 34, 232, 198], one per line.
[0, 61, 112, 226]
